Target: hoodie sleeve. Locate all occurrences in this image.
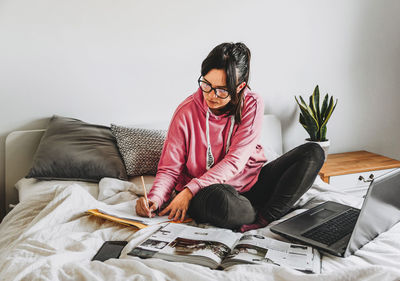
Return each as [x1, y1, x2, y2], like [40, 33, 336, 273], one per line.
[185, 96, 264, 196]
[147, 108, 188, 209]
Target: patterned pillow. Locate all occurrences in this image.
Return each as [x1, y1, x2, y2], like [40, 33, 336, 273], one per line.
[111, 124, 167, 176]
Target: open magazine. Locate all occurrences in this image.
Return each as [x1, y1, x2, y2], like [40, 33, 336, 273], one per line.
[128, 223, 321, 273]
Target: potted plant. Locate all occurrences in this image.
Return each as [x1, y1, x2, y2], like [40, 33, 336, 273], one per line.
[295, 85, 338, 160]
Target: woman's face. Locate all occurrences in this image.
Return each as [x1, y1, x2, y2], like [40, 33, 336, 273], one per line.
[202, 69, 231, 113]
[201, 69, 246, 114]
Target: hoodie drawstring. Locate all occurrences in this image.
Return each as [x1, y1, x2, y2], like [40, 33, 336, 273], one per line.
[206, 111, 235, 170]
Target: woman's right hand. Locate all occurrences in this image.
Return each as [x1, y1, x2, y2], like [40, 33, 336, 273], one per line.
[136, 197, 158, 218]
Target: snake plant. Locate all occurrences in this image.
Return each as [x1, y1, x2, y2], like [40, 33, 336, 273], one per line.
[295, 85, 337, 142]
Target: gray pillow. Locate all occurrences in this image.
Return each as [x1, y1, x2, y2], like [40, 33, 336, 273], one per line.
[111, 124, 167, 176]
[27, 115, 128, 182]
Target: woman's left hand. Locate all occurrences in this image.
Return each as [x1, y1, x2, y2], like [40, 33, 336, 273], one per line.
[159, 187, 193, 222]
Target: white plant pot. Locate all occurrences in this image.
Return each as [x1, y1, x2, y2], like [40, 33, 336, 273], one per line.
[305, 139, 330, 161]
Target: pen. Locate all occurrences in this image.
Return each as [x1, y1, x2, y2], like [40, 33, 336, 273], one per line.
[141, 176, 150, 216]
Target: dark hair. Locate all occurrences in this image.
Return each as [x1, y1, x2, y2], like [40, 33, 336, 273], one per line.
[201, 42, 251, 124]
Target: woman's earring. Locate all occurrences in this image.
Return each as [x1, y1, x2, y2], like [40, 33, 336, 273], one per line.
[237, 82, 246, 93]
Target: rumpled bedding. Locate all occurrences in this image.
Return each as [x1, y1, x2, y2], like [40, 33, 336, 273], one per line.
[0, 177, 399, 281]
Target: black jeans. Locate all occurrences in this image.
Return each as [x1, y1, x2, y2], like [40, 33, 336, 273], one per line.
[188, 142, 325, 229]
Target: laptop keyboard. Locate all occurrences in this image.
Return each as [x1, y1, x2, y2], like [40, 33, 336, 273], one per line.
[302, 209, 360, 246]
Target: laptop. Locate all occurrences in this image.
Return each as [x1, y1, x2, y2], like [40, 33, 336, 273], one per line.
[270, 168, 400, 257]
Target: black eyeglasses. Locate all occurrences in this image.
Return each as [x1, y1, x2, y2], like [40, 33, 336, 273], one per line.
[197, 76, 230, 99]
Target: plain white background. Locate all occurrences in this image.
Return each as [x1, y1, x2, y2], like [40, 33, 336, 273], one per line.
[1, 0, 399, 218]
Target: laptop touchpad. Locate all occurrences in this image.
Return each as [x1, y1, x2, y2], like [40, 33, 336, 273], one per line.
[290, 208, 337, 232]
[310, 208, 336, 219]
[300, 208, 337, 228]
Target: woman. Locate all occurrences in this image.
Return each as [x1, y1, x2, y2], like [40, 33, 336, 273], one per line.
[136, 42, 324, 232]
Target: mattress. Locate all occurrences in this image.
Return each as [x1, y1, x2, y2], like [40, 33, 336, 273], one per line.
[1, 176, 399, 281]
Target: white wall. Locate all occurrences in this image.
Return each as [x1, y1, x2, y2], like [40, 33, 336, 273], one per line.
[1, 0, 400, 218]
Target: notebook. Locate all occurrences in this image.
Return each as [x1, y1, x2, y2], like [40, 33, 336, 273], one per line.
[270, 168, 400, 257]
[87, 201, 191, 229]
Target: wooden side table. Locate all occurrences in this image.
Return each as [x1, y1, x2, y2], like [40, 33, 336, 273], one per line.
[319, 150, 400, 197]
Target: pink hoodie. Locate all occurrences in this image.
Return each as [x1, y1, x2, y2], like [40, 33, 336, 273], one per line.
[148, 87, 267, 209]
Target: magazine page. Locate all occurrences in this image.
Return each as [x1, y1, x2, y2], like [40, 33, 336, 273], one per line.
[129, 223, 241, 268]
[221, 234, 319, 273]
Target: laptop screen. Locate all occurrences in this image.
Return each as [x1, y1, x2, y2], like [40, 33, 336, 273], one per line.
[345, 169, 400, 256]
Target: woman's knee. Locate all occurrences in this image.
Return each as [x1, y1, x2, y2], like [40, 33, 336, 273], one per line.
[188, 184, 255, 229]
[190, 184, 234, 210]
[189, 184, 231, 222]
[299, 142, 325, 166]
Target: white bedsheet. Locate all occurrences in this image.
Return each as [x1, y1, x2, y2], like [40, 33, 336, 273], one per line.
[1, 177, 400, 281]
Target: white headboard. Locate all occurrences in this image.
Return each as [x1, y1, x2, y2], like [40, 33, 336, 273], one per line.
[5, 129, 45, 212]
[4, 114, 282, 213]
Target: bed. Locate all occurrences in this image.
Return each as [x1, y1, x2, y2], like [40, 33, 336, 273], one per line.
[1, 115, 400, 281]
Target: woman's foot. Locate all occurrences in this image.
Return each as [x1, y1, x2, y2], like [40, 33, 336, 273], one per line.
[239, 215, 269, 232]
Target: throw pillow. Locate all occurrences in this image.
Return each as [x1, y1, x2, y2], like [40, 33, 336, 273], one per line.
[27, 115, 128, 182]
[111, 124, 167, 176]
